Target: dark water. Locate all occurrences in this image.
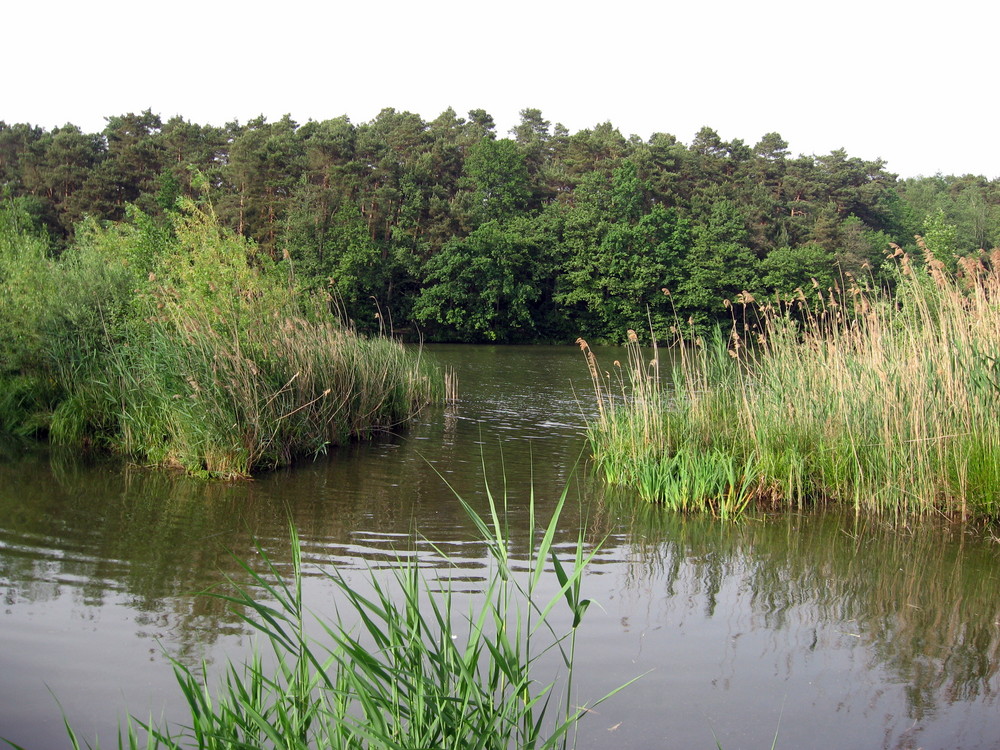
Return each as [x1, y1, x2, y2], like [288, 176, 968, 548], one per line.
[1, 345, 998, 749]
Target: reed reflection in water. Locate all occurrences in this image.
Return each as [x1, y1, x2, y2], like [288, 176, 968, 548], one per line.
[576, 494, 1000, 749]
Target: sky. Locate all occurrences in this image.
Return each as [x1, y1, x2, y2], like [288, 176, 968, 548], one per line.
[5, 0, 997, 179]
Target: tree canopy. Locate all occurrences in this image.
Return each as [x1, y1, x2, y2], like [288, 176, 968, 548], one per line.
[3, 108, 997, 342]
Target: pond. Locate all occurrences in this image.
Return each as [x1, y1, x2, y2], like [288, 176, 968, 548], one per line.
[1, 344, 998, 749]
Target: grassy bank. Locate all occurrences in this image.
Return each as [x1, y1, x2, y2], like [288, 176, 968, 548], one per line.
[0, 198, 440, 478]
[583, 241, 1000, 519]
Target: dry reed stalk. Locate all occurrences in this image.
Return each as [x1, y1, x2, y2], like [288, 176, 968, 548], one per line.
[444, 366, 459, 404]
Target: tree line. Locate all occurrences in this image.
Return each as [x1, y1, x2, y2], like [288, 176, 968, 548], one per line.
[2, 107, 999, 342]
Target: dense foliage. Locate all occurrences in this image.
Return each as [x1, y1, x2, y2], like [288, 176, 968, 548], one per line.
[0, 197, 440, 477]
[3, 108, 1000, 342]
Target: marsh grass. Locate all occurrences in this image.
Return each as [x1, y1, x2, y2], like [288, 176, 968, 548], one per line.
[103, 304, 440, 478]
[578, 329, 758, 518]
[0, 199, 441, 478]
[40, 478, 624, 750]
[585, 241, 1000, 519]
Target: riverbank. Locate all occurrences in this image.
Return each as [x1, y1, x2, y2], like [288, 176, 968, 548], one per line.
[0, 199, 441, 478]
[584, 240, 1000, 519]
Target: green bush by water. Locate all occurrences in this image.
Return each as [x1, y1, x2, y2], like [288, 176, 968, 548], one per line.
[583, 241, 1000, 519]
[0, 197, 440, 477]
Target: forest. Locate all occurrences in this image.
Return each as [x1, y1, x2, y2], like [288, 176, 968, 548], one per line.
[2, 107, 999, 343]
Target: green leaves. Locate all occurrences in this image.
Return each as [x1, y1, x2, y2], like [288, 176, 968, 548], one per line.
[466, 139, 531, 224]
[413, 219, 547, 342]
[556, 169, 691, 341]
[2, 109, 939, 343]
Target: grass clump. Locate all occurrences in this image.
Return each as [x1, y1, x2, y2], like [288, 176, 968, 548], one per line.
[0, 197, 440, 478]
[584, 239, 1000, 519]
[578, 330, 758, 519]
[46, 480, 620, 750]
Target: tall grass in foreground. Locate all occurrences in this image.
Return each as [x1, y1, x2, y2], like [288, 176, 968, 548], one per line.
[583, 242, 1000, 519]
[43, 481, 623, 750]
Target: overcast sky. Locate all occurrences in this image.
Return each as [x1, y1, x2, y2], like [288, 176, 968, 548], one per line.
[5, 0, 996, 179]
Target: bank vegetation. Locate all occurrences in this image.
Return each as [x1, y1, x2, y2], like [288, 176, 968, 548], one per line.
[0, 198, 440, 478]
[583, 239, 1000, 519]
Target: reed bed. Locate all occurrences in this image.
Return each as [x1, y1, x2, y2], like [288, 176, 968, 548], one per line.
[102, 307, 440, 479]
[584, 242, 1000, 519]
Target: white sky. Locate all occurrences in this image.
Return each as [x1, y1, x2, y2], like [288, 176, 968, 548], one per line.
[5, 0, 997, 179]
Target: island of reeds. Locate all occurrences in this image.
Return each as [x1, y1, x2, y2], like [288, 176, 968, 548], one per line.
[0, 197, 441, 478]
[581, 239, 1000, 520]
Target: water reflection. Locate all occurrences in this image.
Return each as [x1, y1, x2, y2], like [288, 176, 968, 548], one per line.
[581, 494, 1000, 749]
[1, 345, 999, 750]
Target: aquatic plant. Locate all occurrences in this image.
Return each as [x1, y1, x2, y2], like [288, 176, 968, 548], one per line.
[41, 478, 624, 749]
[584, 239, 1000, 518]
[578, 329, 758, 518]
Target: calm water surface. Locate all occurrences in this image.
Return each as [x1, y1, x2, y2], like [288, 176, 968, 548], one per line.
[1, 344, 998, 749]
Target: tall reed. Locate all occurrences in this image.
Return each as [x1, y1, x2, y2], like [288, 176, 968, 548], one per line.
[585, 242, 1000, 519]
[47, 479, 625, 749]
[579, 329, 757, 518]
[105, 302, 440, 478]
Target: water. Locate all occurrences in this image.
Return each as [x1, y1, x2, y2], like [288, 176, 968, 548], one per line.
[1, 345, 998, 749]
